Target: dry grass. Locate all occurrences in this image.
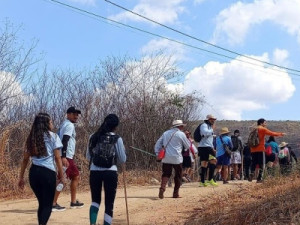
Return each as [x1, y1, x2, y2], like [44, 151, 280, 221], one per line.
[185, 173, 300, 225]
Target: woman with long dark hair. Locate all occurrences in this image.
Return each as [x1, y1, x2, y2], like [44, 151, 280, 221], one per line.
[86, 114, 126, 225]
[18, 113, 64, 225]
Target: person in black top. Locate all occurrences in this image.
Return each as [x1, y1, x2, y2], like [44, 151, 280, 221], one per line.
[243, 143, 251, 180]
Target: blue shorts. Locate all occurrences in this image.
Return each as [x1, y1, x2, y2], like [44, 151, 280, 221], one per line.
[216, 154, 230, 166]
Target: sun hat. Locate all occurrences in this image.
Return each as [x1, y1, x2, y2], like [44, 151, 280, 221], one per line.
[279, 142, 288, 148]
[206, 114, 217, 120]
[220, 127, 230, 135]
[172, 120, 186, 127]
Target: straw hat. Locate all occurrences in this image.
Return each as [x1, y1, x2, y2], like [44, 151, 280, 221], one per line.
[279, 142, 288, 148]
[172, 120, 186, 127]
[220, 127, 230, 135]
[206, 114, 217, 120]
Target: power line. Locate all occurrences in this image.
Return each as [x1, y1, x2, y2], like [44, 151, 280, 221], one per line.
[46, 0, 300, 77]
[104, 0, 300, 74]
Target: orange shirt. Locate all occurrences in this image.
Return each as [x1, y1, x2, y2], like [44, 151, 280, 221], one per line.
[250, 126, 283, 153]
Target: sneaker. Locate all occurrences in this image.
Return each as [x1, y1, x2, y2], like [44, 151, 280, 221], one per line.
[207, 179, 218, 186]
[199, 182, 208, 187]
[70, 200, 84, 209]
[256, 179, 264, 183]
[223, 180, 229, 184]
[52, 204, 66, 212]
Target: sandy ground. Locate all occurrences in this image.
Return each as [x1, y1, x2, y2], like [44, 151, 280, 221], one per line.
[0, 180, 254, 225]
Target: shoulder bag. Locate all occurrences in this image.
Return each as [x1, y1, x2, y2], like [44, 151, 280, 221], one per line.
[157, 130, 177, 162]
[220, 136, 231, 158]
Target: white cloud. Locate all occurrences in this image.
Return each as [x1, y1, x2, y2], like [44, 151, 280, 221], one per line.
[109, 0, 186, 25]
[183, 53, 296, 120]
[141, 39, 187, 62]
[0, 71, 29, 120]
[272, 48, 289, 66]
[213, 0, 300, 45]
[0, 71, 24, 101]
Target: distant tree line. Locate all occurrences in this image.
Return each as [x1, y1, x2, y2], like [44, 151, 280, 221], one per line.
[0, 21, 205, 172]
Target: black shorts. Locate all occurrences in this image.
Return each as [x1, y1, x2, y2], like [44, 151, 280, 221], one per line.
[266, 153, 275, 163]
[198, 147, 215, 162]
[182, 156, 192, 168]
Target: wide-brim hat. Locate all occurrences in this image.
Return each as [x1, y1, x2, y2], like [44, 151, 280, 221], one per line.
[206, 114, 217, 120]
[220, 127, 230, 135]
[172, 120, 186, 127]
[279, 142, 288, 148]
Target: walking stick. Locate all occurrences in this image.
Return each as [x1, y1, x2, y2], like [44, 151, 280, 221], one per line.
[122, 164, 130, 225]
[241, 149, 244, 180]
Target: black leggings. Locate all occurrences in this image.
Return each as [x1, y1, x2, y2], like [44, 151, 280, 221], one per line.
[29, 164, 56, 225]
[90, 170, 118, 218]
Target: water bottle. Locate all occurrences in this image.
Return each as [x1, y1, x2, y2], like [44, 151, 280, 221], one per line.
[56, 183, 64, 192]
[56, 166, 67, 192]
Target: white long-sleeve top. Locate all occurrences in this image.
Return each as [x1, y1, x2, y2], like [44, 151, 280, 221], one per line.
[154, 127, 191, 164]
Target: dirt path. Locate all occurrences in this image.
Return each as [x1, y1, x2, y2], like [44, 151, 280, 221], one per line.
[0, 180, 254, 225]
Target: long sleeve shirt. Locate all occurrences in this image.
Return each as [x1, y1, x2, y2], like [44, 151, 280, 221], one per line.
[251, 126, 283, 153]
[154, 127, 191, 164]
[198, 122, 214, 148]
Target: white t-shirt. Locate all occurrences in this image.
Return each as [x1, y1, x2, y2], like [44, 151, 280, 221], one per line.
[58, 119, 76, 159]
[31, 131, 63, 172]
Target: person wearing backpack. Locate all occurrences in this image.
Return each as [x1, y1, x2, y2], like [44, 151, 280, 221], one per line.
[197, 114, 218, 187]
[155, 120, 191, 199]
[230, 130, 243, 180]
[248, 118, 285, 183]
[278, 142, 291, 175]
[86, 114, 126, 225]
[264, 136, 278, 175]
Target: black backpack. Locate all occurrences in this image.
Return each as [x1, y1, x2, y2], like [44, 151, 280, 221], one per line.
[193, 123, 203, 142]
[90, 134, 119, 168]
[231, 135, 239, 151]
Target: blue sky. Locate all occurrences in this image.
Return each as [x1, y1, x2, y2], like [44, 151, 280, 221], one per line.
[1, 0, 300, 120]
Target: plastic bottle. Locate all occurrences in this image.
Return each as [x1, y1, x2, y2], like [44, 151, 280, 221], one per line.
[56, 166, 67, 192]
[56, 183, 64, 192]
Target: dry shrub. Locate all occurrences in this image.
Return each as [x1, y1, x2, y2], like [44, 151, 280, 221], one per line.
[186, 173, 300, 225]
[118, 169, 161, 187]
[0, 125, 27, 199]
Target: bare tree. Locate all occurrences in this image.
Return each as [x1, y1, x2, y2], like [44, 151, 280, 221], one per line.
[0, 20, 40, 124]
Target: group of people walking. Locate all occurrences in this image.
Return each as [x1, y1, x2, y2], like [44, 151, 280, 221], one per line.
[17, 108, 295, 224]
[18, 107, 126, 225]
[155, 115, 295, 199]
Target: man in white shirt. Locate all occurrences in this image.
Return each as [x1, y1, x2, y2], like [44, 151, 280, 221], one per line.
[52, 107, 84, 211]
[155, 120, 191, 199]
